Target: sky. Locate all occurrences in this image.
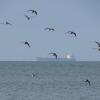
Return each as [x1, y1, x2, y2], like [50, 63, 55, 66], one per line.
[0, 0, 100, 61]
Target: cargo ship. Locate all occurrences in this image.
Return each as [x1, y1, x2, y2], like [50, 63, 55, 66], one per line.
[36, 54, 76, 61]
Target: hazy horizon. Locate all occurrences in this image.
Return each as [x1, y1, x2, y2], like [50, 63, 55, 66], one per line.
[0, 0, 100, 61]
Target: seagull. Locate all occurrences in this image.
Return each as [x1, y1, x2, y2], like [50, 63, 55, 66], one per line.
[32, 73, 37, 78]
[24, 14, 31, 20]
[5, 21, 12, 25]
[49, 52, 58, 59]
[65, 31, 77, 37]
[85, 79, 91, 86]
[93, 41, 100, 51]
[24, 41, 31, 48]
[27, 10, 38, 15]
[44, 27, 55, 31]
[95, 41, 100, 47]
[21, 41, 31, 48]
[0, 21, 12, 25]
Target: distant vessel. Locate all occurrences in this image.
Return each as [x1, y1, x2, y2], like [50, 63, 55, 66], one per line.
[36, 54, 76, 61]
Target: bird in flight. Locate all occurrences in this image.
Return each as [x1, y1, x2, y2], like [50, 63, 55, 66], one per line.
[49, 52, 58, 59]
[31, 73, 38, 78]
[95, 41, 100, 47]
[93, 41, 100, 51]
[65, 31, 77, 37]
[24, 14, 31, 20]
[84, 79, 91, 86]
[44, 27, 55, 31]
[27, 10, 38, 15]
[21, 41, 31, 48]
[0, 21, 12, 25]
[92, 41, 100, 51]
[5, 21, 12, 25]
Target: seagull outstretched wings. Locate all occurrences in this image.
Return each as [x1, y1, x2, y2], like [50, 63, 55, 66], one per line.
[49, 52, 57, 59]
[65, 31, 77, 37]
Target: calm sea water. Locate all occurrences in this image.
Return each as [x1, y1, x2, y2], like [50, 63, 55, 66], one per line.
[0, 61, 100, 100]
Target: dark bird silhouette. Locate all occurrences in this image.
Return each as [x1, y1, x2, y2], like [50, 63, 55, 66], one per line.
[5, 21, 12, 25]
[21, 41, 31, 48]
[0, 21, 12, 25]
[24, 14, 31, 20]
[44, 27, 55, 31]
[95, 41, 100, 47]
[24, 41, 31, 48]
[65, 31, 77, 37]
[49, 52, 57, 59]
[93, 41, 100, 51]
[27, 10, 38, 15]
[31, 73, 38, 78]
[85, 79, 91, 86]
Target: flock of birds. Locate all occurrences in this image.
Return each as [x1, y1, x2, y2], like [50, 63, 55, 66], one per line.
[0, 8, 78, 59]
[0, 8, 94, 87]
[0, 8, 99, 60]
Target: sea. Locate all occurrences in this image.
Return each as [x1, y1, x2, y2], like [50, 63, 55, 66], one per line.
[0, 61, 100, 100]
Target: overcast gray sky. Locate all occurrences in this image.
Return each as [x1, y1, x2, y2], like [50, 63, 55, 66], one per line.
[0, 0, 100, 61]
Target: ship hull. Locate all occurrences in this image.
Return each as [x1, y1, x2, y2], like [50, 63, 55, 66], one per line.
[36, 57, 76, 61]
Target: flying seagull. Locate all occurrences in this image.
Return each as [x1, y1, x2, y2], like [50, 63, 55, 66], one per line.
[21, 41, 31, 48]
[49, 52, 57, 59]
[85, 79, 91, 86]
[0, 21, 12, 25]
[5, 21, 12, 25]
[24, 41, 31, 48]
[24, 14, 31, 20]
[44, 27, 55, 31]
[95, 41, 100, 47]
[65, 31, 77, 37]
[93, 41, 100, 51]
[27, 10, 38, 15]
[31, 73, 38, 78]
[94, 41, 100, 51]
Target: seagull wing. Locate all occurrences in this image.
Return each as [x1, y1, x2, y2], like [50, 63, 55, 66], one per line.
[49, 52, 53, 55]
[27, 43, 31, 48]
[49, 52, 57, 59]
[65, 31, 71, 34]
[65, 31, 76, 36]
[27, 10, 37, 15]
[67, 31, 71, 33]
[51, 28, 55, 31]
[24, 14, 30, 20]
[6, 21, 12, 25]
[27, 10, 33, 12]
[34, 11, 37, 15]
[54, 53, 57, 59]
[26, 42, 31, 48]
[96, 41, 100, 47]
[72, 32, 76, 36]
[20, 41, 31, 48]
